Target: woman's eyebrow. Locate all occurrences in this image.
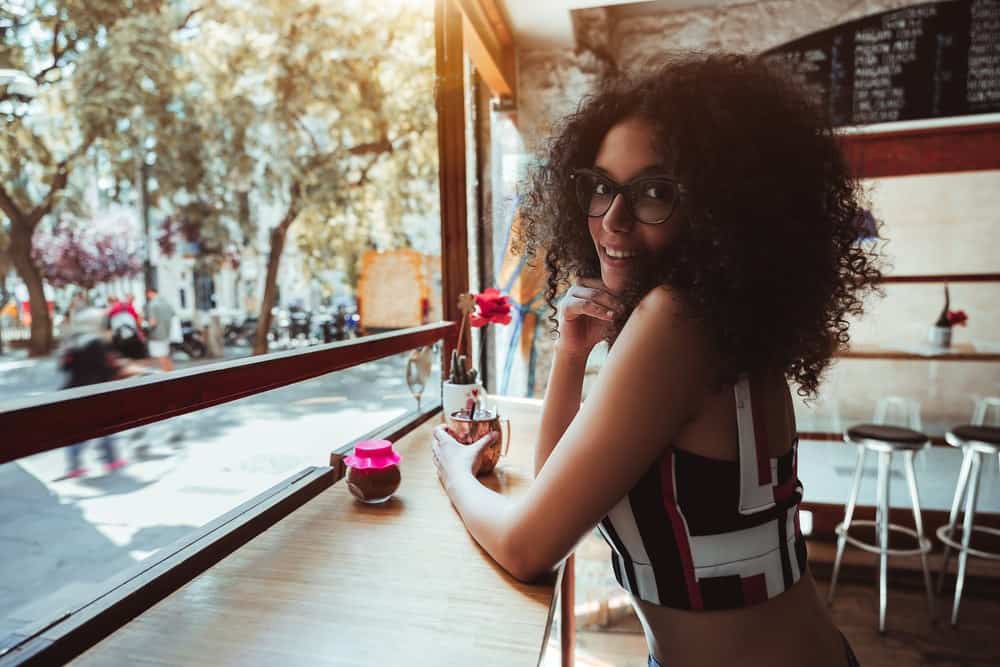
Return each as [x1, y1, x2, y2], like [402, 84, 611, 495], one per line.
[590, 164, 671, 181]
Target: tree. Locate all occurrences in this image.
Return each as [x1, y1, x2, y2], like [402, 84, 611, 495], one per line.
[187, 0, 439, 354]
[0, 240, 10, 355]
[0, 1, 198, 355]
[32, 212, 143, 289]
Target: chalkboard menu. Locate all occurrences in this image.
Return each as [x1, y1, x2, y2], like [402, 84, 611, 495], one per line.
[761, 0, 1000, 126]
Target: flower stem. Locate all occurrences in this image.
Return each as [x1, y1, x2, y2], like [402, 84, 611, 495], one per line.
[455, 312, 468, 374]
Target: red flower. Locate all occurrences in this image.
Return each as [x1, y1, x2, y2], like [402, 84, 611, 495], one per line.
[947, 310, 968, 327]
[469, 288, 512, 327]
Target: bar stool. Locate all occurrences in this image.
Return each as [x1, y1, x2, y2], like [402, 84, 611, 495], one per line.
[935, 425, 1000, 626]
[874, 395, 923, 431]
[971, 397, 1000, 427]
[971, 397, 1000, 474]
[827, 424, 934, 633]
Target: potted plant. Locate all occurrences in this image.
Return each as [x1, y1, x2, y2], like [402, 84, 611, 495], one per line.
[928, 285, 968, 348]
[442, 288, 512, 418]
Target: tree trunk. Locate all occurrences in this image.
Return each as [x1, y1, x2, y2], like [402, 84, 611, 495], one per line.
[0, 273, 7, 355]
[252, 195, 299, 355]
[9, 227, 53, 356]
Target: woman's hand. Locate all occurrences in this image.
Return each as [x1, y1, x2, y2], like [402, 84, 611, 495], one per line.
[556, 277, 622, 358]
[432, 424, 498, 494]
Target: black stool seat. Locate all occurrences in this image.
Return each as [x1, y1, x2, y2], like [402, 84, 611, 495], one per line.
[946, 425, 1000, 454]
[847, 423, 928, 450]
[951, 425, 1000, 445]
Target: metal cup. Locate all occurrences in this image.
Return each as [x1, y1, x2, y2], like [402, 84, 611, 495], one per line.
[447, 408, 511, 474]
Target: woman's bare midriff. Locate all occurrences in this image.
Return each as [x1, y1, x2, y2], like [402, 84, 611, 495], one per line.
[634, 572, 847, 667]
[631, 372, 845, 666]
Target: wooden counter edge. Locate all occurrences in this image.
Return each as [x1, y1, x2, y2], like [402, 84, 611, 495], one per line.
[0, 467, 335, 667]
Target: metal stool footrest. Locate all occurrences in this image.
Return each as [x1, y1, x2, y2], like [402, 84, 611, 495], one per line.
[936, 524, 1000, 561]
[836, 520, 932, 557]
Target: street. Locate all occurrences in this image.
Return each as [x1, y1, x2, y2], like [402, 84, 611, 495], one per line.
[0, 348, 440, 639]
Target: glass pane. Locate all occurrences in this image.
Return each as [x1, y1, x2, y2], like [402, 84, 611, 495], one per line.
[1, 0, 441, 403]
[0, 347, 441, 639]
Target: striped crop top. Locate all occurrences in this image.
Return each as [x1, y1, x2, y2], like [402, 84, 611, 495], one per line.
[597, 375, 807, 611]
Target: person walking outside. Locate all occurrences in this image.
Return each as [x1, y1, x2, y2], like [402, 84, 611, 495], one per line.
[108, 294, 146, 359]
[59, 307, 134, 477]
[145, 287, 175, 372]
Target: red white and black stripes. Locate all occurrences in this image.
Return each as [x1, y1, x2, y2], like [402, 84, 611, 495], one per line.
[597, 375, 807, 611]
[736, 375, 779, 514]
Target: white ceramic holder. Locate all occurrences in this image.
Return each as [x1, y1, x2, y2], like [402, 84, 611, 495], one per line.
[442, 381, 485, 420]
[928, 325, 952, 348]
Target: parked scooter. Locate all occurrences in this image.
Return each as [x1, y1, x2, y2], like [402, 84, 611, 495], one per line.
[268, 307, 290, 345]
[288, 305, 311, 340]
[170, 320, 207, 359]
[333, 305, 352, 341]
[224, 316, 258, 347]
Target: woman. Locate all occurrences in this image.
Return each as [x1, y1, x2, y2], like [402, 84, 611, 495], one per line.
[431, 53, 880, 666]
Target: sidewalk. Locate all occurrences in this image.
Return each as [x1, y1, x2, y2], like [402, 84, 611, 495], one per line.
[0, 353, 436, 638]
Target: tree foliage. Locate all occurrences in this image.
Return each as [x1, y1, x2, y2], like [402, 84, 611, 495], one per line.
[32, 212, 142, 288]
[0, 0, 203, 353]
[186, 0, 439, 352]
[2, 0, 439, 355]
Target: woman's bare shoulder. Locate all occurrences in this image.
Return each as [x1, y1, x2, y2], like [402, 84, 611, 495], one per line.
[630, 286, 707, 347]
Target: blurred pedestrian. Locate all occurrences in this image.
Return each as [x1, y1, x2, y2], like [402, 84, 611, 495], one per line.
[145, 287, 175, 371]
[66, 290, 88, 321]
[59, 307, 134, 478]
[108, 294, 146, 359]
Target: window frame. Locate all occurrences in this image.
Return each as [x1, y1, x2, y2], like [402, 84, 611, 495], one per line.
[0, 325, 454, 665]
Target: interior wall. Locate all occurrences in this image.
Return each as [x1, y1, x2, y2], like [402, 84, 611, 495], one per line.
[492, 0, 1000, 433]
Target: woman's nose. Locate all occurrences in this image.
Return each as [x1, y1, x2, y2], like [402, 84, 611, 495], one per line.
[601, 193, 634, 233]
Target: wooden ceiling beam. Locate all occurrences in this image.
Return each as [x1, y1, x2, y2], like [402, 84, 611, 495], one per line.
[454, 0, 516, 100]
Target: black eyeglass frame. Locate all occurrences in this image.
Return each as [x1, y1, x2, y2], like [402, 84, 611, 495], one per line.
[569, 168, 687, 225]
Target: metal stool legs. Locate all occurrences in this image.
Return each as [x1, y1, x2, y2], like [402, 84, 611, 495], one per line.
[830, 443, 934, 633]
[937, 448, 973, 594]
[875, 450, 891, 633]
[938, 450, 984, 626]
[902, 450, 935, 620]
[828, 445, 866, 603]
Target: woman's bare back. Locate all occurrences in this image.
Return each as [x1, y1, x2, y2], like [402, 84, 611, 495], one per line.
[637, 371, 846, 667]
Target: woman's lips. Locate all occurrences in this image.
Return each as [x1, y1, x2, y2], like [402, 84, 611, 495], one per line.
[600, 245, 641, 267]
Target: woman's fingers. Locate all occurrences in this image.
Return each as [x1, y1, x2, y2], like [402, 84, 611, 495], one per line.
[575, 277, 609, 290]
[474, 431, 499, 448]
[575, 286, 620, 312]
[434, 425, 462, 445]
[565, 295, 615, 321]
[564, 285, 620, 321]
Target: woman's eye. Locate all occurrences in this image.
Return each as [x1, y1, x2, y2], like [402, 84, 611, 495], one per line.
[594, 182, 610, 195]
[644, 185, 665, 199]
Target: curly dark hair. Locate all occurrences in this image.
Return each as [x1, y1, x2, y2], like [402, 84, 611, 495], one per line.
[512, 53, 883, 398]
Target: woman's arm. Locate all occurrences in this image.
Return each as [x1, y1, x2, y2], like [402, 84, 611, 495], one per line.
[533, 344, 589, 476]
[433, 287, 715, 582]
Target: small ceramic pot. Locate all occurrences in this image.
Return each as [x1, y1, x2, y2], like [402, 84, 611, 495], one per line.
[447, 407, 510, 475]
[928, 325, 952, 348]
[442, 381, 484, 420]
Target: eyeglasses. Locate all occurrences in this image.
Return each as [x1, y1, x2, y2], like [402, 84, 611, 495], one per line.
[570, 168, 685, 225]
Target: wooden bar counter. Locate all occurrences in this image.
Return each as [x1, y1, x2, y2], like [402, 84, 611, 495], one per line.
[74, 397, 560, 666]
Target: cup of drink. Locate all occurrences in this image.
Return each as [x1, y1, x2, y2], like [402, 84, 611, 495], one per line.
[446, 407, 510, 474]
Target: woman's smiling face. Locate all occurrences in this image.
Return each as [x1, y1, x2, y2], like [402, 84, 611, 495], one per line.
[586, 116, 682, 295]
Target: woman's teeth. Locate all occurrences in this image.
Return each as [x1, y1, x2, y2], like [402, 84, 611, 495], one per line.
[605, 246, 639, 259]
